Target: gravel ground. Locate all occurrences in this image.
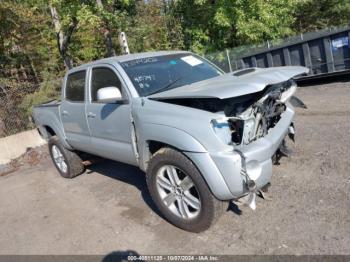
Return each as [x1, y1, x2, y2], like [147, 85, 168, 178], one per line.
[0, 80, 349, 255]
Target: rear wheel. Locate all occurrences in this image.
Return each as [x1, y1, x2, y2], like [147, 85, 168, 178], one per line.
[48, 136, 85, 178]
[146, 147, 227, 232]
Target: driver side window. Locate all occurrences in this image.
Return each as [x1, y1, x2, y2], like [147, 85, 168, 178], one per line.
[91, 67, 122, 102]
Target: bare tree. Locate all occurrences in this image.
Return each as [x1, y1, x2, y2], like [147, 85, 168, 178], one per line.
[49, 3, 77, 69]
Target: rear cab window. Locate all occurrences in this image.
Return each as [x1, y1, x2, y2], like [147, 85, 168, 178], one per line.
[65, 70, 86, 102]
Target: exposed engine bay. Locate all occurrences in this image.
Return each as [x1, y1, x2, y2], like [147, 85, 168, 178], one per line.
[154, 79, 298, 145]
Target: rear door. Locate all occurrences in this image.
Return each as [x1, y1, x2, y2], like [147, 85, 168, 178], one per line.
[85, 65, 137, 166]
[60, 70, 91, 152]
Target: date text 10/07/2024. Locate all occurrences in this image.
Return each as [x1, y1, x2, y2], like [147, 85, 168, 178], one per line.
[127, 255, 220, 261]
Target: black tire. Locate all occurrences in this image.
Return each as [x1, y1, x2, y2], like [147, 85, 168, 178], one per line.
[146, 147, 227, 232]
[48, 136, 85, 178]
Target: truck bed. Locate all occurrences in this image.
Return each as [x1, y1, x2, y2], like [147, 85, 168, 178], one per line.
[34, 99, 61, 108]
[32, 100, 61, 136]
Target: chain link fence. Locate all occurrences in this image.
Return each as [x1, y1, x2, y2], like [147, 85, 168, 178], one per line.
[0, 81, 36, 138]
[0, 70, 61, 138]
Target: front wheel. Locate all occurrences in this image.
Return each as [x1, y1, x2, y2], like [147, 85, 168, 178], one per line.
[146, 148, 227, 232]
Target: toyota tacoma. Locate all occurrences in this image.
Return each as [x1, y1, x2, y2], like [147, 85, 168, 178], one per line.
[32, 51, 308, 232]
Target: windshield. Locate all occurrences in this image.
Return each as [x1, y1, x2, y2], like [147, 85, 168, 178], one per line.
[120, 53, 223, 96]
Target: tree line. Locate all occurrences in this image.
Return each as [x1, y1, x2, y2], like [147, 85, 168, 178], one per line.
[0, 0, 349, 134]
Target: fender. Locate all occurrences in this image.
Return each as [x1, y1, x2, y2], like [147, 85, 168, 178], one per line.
[34, 109, 72, 150]
[137, 123, 207, 171]
[137, 123, 234, 200]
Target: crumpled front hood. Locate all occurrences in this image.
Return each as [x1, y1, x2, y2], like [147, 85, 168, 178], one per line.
[149, 66, 309, 100]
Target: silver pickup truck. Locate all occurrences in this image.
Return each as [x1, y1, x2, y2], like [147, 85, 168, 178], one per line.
[33, 51, 308, 232]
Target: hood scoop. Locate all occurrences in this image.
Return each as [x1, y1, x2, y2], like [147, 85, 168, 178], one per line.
[232, 68, 257, 76]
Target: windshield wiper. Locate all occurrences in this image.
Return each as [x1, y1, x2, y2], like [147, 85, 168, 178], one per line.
[147, 76, 182, 96]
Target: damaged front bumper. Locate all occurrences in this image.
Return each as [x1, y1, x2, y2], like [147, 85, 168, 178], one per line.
[237, 102, 295, 187]
[206, 102, 295, 202]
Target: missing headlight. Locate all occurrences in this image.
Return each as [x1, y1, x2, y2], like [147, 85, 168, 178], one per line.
[228, 118, 244, 145]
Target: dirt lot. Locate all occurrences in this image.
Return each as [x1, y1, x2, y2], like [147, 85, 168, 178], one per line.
[0, 80, 349, 255]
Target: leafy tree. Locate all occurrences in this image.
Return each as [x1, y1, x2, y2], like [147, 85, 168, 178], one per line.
[175, 0, 298, 53]
[0, 0, 58, 82]
[293, 0, 350, 32]
[96, 0, 117, 56]
[125, 0, 183, 52]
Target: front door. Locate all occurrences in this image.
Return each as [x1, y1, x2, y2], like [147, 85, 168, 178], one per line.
[86, 65, 137, 166]
[61, 70, 91, 152]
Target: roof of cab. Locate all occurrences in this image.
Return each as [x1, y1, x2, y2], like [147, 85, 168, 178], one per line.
[69, 50, 190, 72]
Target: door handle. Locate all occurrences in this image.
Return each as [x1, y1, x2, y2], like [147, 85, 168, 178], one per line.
[87, 112, 96, 118]
[62, 110, 69, 116]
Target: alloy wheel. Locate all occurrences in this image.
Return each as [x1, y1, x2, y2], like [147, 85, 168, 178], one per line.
[156, 165, 201, 219]
[51, 145, 68, 173]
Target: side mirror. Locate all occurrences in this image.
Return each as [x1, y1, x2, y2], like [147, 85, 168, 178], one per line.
[97, 87, 123, 103]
